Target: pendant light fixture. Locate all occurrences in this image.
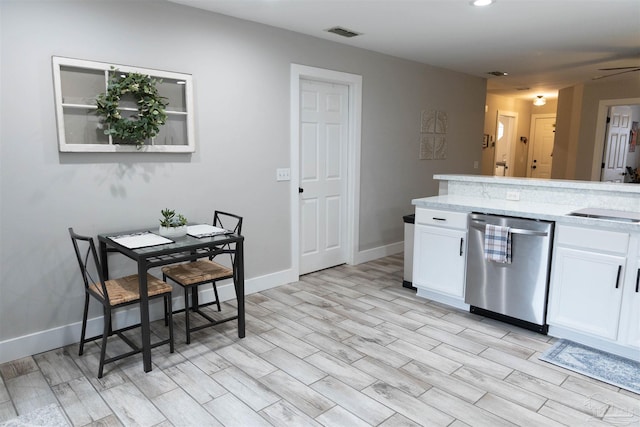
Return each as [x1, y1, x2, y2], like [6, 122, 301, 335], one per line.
[533, 95, 546, 106]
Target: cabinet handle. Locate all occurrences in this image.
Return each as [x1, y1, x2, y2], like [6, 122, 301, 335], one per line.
[432, 217, 446, 222]
[459, 238, 464, 256]
[636, 268, 639, 293]
[615, 265, 622, 289]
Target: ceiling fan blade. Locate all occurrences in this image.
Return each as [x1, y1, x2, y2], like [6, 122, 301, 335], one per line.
[592, 68, 640, 80]
[598, 66, 640, 71]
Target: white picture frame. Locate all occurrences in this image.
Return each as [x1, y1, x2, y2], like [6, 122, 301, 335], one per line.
[52, 56, 195, 153]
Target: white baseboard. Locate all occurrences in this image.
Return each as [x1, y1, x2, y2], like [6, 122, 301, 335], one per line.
[0, 268, 296, 364]
[354, 241, 403, 265]
[0, 242, 399, 365]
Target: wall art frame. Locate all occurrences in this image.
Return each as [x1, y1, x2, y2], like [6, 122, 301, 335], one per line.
[52, 56, 195, 153]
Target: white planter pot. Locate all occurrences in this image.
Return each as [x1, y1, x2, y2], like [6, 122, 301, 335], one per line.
[158, 225, 187, 238]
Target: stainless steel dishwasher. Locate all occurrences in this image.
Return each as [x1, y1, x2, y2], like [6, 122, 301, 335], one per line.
[465, 213, 554, 333]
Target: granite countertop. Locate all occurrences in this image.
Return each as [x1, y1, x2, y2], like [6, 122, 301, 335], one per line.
[433, 174, 640, 194]
[412, 195, 640, 232]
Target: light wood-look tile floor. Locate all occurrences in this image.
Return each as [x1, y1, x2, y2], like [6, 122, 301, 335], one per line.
[1, 254, 638, 426]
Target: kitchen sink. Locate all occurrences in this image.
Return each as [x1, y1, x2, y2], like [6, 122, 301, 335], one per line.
[567, 208, 640, 223]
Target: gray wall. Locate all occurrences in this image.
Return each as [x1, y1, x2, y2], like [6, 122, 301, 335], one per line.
[482, 94, 558, 178]
[0, 0, 485, 355]
[553, 76, 640, 180]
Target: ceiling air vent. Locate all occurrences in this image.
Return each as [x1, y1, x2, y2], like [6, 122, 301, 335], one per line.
[325, 26, 361, 38]
[487, 71, 508, 76]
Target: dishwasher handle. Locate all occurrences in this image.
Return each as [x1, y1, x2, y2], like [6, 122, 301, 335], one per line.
[469, 220, 550, 237]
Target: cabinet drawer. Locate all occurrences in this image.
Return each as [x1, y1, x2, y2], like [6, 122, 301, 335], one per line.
[415, 208, 468, 229]
[556, 224, 629, 254]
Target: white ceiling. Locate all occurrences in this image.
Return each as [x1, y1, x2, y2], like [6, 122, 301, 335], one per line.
[169, 0, 640, 100]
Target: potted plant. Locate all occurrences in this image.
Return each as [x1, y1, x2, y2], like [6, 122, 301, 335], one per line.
[158, 208, 188, 237]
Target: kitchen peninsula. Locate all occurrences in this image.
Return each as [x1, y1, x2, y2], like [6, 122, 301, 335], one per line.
[411, 175, 640, 360]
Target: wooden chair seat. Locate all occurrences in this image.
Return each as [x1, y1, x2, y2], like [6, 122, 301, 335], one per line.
[161, 260, 232, 287]
[89, 274, 173, 306]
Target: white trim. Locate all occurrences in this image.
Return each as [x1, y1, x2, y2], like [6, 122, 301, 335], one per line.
[526, 113, 556, 178]
[290, 64, 362, 277]
[0, 268, 295, 364]
[591, 97, 640, 181]
[354, 241, 404, 265]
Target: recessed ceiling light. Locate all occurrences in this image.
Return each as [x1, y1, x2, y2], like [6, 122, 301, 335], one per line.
[472, 0, 494, 6]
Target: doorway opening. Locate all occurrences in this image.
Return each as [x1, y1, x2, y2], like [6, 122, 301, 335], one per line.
[527, 114, 556, 179]
[494, 110, 518, 176]
[591, 97, 640, 181]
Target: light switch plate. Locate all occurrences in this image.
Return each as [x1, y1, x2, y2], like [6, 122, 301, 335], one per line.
[276, 168, 291, 181]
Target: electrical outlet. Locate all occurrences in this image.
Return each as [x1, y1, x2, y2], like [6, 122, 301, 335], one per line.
[276, 168, 291, 181]
[473, 160, 479, 169]
[506, 190, 520, 201]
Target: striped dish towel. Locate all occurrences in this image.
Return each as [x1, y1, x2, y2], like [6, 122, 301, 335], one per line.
[484, 224, 512, 264]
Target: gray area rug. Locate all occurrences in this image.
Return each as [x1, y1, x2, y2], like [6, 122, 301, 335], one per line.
[0, 404, 70, 427]
[540, 339, 640, 394]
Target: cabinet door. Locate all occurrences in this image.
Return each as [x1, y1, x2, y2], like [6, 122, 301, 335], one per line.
[412, 225, 466, 298]
[621, 259, 640, 350]
[548, 246, 625, 340]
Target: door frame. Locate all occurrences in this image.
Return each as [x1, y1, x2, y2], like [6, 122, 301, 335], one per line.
[591, 97, 640, 181]
[495, 110, 518, 176]
[527, 113, 556, 178]
[290, 64, 362, 278]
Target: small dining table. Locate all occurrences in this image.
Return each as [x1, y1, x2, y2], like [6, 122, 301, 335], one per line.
[97, 227, 245, 373]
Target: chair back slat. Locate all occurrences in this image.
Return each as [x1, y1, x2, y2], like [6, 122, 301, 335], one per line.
[214, 211, 243, 235]
[69, 228, 109, 302]
[212, 211, 243, 268]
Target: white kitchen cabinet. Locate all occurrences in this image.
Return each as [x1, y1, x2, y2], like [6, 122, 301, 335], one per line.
[547, 224, 640, 359]
[619, 237, 640, 351]
[412, 208, 468, 309]
[548, 246, 625, 340]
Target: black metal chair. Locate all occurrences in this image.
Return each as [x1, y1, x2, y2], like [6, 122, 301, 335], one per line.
[161, 211, 243, 344]
[69, 228, 174, 378]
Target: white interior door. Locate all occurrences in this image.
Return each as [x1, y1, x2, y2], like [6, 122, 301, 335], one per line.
[527, 114, 556, 178]
[494, 111, 517, 176]
[299, 79, 349, 275]
[601, 106, 632, 182]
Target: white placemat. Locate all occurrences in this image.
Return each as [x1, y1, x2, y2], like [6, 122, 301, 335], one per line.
[109, 231, 173, 249]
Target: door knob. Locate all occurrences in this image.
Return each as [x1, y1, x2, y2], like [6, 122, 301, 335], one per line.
[532, 165, 537, 169]
[299, 187, 304, 193]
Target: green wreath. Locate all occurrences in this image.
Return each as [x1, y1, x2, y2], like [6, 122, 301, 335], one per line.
[95, 69, 168, 148]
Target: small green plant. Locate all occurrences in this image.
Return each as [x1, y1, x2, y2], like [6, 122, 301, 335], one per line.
[159, 208, 187, 228]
